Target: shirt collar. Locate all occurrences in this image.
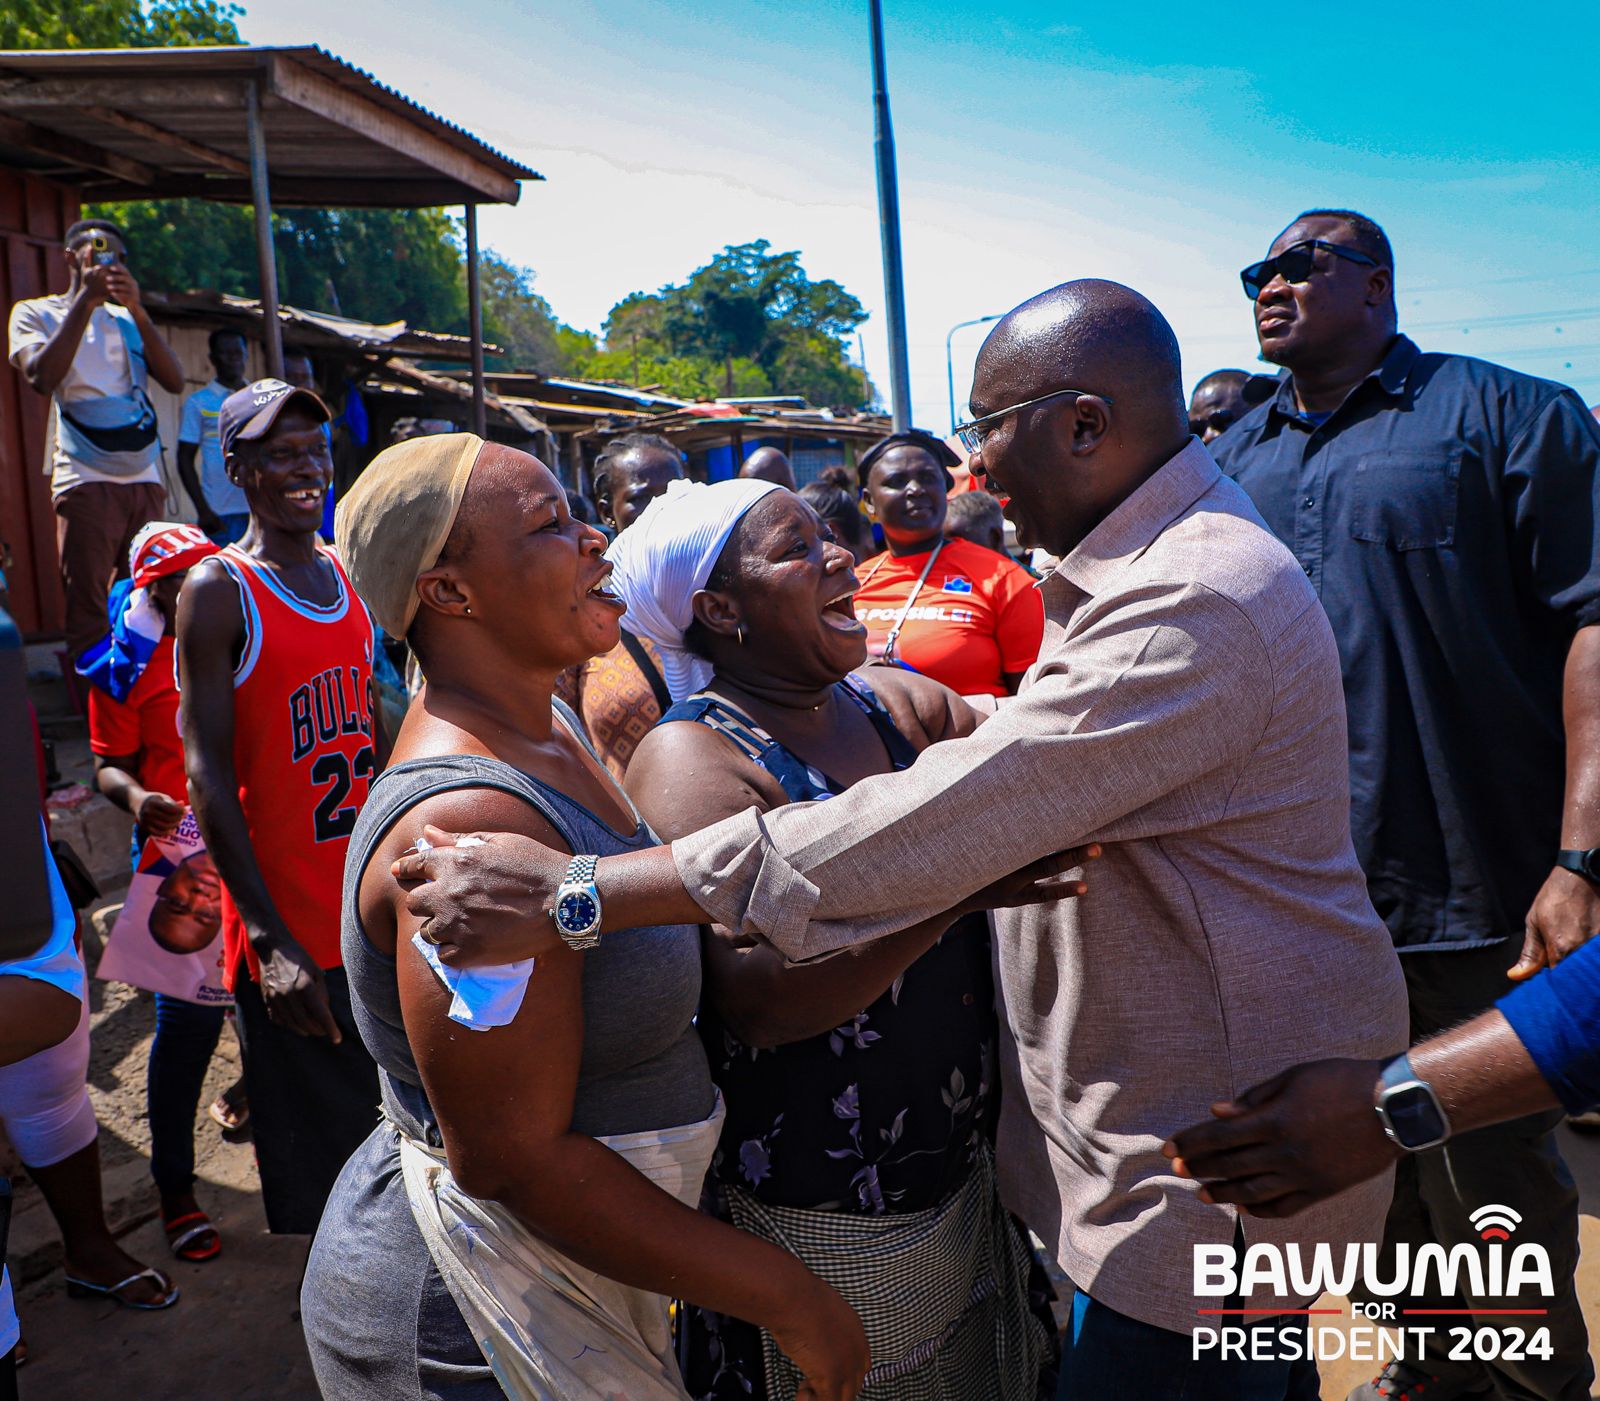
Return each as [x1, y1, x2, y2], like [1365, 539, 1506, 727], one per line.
[1049, 436, 1220, 598]
[1269, 334, 1419, 422]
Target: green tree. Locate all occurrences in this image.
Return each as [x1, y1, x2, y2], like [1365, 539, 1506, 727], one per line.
[590, 241, 871, 408]
[96, 201, 470, 331]
[273, 207, 466, 330]
[0, 0, 243, 49]
[479, 251, 566, 373]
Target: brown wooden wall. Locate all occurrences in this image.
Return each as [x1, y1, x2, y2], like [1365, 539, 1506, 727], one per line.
[0, 169, 76, 637]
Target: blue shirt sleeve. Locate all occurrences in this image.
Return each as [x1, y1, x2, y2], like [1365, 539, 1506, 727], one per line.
[1497, 936, 1600, 1112]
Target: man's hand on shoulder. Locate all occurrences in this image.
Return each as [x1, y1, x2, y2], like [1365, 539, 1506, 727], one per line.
[392, 825, 572, 968]
[852, 665, 983, 746]
[1513, 866, 1600, 980]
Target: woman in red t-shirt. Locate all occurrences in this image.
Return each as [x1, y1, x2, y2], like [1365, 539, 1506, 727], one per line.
[853, 430, 1043, 697]
[85, 523, 234, 1266]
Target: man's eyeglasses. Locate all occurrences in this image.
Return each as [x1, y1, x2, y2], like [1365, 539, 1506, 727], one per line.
[954, 387, 1111, 454]
[1240, 240, 1378, 300]
[1189, 410, 1237, 438]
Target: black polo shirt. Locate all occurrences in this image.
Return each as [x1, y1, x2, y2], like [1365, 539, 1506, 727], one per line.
[1214, 335, 1600, 952]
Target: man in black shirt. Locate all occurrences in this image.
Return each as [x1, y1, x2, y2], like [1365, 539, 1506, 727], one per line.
[1214, 209, 1600, 1401]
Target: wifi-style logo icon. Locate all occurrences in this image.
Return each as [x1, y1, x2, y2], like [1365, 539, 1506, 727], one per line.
[1469, 1204, 1522, 1241]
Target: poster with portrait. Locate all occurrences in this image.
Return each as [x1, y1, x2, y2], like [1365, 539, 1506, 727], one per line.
[98, 811, 231, 1006]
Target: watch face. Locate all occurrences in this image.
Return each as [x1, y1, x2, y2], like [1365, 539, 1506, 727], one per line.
[1384, 1083, 1448, 1150]
[557, 891, 599, 934]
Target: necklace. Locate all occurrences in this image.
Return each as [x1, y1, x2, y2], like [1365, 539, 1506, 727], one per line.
[861, 539, 944, 666]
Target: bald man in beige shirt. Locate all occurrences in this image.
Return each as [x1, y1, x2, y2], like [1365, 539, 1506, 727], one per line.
[398, 282, 1408, 1395]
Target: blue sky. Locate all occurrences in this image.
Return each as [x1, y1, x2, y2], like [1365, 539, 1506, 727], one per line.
[236, 0, 1600, 428]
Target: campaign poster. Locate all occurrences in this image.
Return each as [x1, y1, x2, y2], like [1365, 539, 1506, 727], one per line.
[98, 811, 231, 1006]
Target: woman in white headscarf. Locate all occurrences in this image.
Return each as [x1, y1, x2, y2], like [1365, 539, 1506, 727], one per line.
[304, 443, 868, 1401]
[616, 482, 1085, 1401]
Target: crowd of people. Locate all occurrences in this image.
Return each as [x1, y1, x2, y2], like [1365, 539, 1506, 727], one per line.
[3, 203, 1600, 1401]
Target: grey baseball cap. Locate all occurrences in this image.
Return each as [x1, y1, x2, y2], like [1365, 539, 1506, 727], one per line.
[219, 377, 330, 459]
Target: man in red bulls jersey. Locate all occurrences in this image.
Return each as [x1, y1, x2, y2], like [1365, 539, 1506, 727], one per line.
[177, 377, 382, 1234]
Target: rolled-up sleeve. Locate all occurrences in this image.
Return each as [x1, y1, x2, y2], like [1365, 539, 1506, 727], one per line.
[672, 577, 1273, 960]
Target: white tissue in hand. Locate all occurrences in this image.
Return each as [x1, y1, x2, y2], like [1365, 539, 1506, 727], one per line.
[413, 936, 534, 1031]
[412, 832, 532, 1031]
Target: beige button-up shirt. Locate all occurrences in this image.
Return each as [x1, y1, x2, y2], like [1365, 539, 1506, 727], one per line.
[673, 438, 1408, 1334]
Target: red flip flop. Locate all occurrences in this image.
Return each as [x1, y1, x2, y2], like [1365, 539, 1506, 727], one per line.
[162, 1209, 221, 1263]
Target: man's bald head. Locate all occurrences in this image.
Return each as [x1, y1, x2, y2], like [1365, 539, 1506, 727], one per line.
[739, 445, 796, 489]
[966, 280, 1192, 556]
[976, 280, 1186, 434]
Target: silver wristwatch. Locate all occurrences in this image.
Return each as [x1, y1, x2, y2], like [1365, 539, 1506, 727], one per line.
[550, 854, 603, 950]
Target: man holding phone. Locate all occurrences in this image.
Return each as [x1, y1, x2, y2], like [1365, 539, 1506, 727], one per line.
[7, 218, 185, 658]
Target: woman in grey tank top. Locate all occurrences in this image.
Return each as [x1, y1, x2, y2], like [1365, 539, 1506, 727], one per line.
[300, 438, 867, 1400]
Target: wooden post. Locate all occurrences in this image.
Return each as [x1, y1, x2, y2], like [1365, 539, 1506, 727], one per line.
[464, 203, 486, 437]
[245, 79, 284, 379]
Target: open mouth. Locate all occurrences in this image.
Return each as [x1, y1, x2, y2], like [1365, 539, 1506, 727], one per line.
[283, 486, 323, 505]
[586, 565, 625, 608]
[821, 589, 865, 634]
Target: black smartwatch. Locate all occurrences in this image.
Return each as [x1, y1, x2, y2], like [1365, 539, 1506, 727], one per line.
[1374, 1053, 1451, 1151]
[1556, 848, 1600, 883]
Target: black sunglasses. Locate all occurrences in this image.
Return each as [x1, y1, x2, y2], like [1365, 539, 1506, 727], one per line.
[1240, 240, 1378, 300]
[1189, 410, 1237, 437]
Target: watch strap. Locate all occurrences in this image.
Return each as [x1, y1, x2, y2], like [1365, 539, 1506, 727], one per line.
[1378, 1051, 1417, 1095]
[564, 854, 598, 886]
[1375, 1052, 1452, 1151]
[1556, 848, 1600, 882]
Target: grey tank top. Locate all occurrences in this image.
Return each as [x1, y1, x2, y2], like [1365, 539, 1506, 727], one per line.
[340, 708, 713, 1142]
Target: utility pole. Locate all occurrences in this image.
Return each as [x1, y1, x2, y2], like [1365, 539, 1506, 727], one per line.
[869, 0, 912, 431]
[464, 203, 486, 437]
[244, 79, 283, 380]
[946, 314, 1002, 432]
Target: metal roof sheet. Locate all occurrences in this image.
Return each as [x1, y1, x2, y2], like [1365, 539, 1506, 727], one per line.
[0, 45, 538, 206]
[145, 289, 494, 361]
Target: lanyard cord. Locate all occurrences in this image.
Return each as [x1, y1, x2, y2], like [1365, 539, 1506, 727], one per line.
[865, 539, 944, 665]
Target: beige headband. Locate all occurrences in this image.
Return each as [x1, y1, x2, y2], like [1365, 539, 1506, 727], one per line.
[334, 432, 486, 637]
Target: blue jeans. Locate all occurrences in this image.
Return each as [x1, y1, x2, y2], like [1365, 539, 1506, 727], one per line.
[147, 992, 226, 1197]
[1058, 1290, 1321, 1401]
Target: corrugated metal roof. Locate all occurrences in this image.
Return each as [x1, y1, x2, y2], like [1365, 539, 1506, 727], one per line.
[145, 290, 495, 361]
[367, 360, 545, 436]
[0, 45, 538, 205]
[463, 371, 690, 412]
[577, 405, 891, 446]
